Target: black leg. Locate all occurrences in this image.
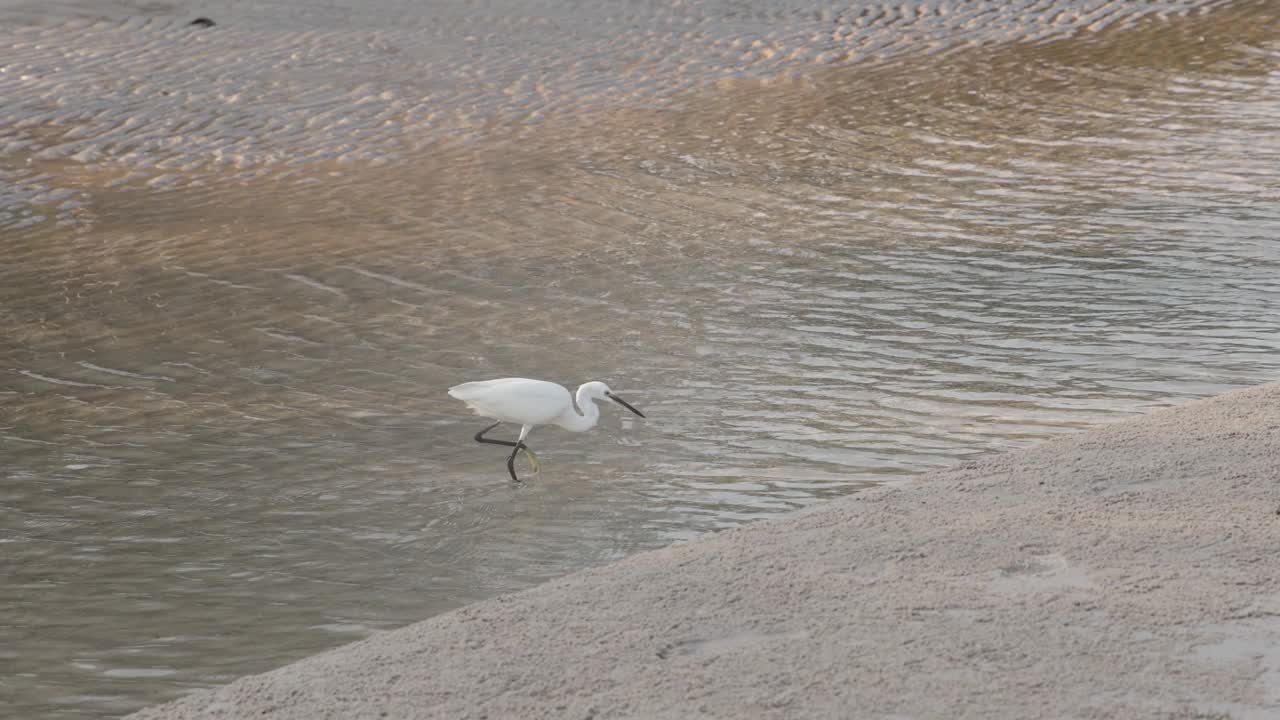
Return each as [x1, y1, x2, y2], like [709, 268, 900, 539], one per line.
[506, 443, 528, 483]
[476, 423, 529, 483]
[475, 422, 518, 447]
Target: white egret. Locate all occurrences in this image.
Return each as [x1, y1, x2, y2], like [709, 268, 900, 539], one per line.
[448, 378, 646, 482]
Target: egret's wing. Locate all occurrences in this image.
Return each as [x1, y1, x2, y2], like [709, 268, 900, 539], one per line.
[448, 378, 572, 425]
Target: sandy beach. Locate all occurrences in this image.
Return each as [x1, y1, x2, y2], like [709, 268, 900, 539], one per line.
[127, 382, 1280, 718]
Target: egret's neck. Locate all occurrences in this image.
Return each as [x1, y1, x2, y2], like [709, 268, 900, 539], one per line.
[556, 385, 601, 433]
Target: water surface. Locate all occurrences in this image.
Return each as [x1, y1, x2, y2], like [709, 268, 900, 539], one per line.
[2, 1, 1279, 717]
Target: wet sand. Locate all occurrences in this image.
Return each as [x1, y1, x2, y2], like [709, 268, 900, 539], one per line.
[129, 381, 1280, 719]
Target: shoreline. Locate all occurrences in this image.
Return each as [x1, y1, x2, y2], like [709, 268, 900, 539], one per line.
[4, 2, 1277, 715]
[130, 381, 1280, 719]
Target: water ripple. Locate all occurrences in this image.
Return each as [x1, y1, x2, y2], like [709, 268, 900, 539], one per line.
[1, 1, 1279, 718]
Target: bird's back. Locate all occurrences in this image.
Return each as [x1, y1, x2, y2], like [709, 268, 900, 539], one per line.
[448, 378, 573, 425]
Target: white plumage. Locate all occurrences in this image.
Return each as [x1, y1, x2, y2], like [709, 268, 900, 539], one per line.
[449, 378, 578, 428]
[448, 377, 646, 482]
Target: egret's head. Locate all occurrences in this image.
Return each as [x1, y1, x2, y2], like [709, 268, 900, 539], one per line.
[580, 381, 645, 418]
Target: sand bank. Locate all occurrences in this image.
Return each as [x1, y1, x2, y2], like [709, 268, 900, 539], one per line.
[129, 382, 1280, 719]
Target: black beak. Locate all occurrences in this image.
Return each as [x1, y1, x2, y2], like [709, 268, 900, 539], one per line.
[605, 392, 645, 419]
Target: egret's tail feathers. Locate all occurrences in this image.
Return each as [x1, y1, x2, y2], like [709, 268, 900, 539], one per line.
[448, 380, 504, 415]
[447, 381, 492, 400]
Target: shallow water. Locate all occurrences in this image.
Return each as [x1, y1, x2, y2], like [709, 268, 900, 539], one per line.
[2, 0, 1279, 717]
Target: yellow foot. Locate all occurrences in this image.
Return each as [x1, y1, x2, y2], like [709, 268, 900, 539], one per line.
[524, 448, 540, 473]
